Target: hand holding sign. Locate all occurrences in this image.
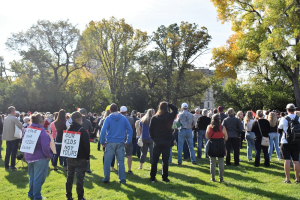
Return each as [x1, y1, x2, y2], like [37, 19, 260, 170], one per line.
[60, 130, 81, 158]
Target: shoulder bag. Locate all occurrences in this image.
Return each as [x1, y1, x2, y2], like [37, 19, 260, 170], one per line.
[258, 120, 269, 147]
[207, 126, 226, 157]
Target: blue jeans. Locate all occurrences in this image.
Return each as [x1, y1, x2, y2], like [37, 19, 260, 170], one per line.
[246, 132, 256, 159]
[269, 132, 280, 159]
[103, 143, 126, 183]
[169, 147, 172, 163]
[28, 158, 49, 200]
[178, 129, 196, 163]
[197, 130, 208, 158]
[53, 144, 67, 167]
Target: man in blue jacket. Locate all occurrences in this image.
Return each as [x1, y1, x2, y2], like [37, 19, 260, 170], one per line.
[100, 103, 133, 184]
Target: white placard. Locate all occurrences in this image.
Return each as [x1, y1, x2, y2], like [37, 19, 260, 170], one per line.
[20, 127, 42, 154]
[60, 130, 81, 158]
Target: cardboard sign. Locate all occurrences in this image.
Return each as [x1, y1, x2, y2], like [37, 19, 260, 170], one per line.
[20, 127, 42, 154]
[60, 130, 81, 158]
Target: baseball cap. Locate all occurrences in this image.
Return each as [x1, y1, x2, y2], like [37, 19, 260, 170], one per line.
[217, 106, 224, 112]
[79, 108, 87, 114]
[131, 110, 137, 115]
[286, 103, 296, 109]
[181, 103, 188, 109]
[120, 106, 127, 112]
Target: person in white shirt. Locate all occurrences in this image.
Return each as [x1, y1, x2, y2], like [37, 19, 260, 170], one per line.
[278, 103, 300, 184]
[244, 111, 255, 161]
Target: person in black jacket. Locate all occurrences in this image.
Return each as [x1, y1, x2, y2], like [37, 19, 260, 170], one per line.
[196, 109, 211, 158]
[251, 110, 270, 167]
[66, 111, 90, 200]
[149, 102, 178, 183]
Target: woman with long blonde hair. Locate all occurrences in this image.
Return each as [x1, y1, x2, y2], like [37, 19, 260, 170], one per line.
[268, 112, 280, 161]
[138, 109, 155, 169]
[244, 111, 255, 161]
[236, 111, 245, 149]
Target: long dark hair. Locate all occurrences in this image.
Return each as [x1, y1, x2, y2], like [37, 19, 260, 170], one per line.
[156, 102, 168, 116]
[211, 114, 221, 132]
[54, 109, 66, 130]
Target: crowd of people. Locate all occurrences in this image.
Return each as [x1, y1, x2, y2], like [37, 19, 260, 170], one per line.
[0, 102, 300, 200]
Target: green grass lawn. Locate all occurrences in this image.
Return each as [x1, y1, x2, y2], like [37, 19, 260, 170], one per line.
[1, 142, 300, 200]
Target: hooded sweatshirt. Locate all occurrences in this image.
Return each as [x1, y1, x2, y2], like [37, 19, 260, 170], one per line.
[100, 112, 133, 145]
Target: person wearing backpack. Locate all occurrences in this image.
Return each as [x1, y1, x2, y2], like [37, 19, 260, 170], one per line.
[278, 103, 300, 184]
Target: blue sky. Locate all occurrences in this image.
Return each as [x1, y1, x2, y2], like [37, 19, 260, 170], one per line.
[0, 0, 233, 68]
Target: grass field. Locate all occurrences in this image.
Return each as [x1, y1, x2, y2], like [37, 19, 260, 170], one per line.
[1, 141, 300, 200]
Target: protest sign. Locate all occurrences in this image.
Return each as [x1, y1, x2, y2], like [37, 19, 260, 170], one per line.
[60, 130, 81, 158]
[20, 127, 42, 154]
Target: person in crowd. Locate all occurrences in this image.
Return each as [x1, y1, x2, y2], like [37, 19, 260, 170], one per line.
[218, 106, 227, 123]
[66, 112, 90, 200]
[101, 110, 116, 172]
[50, 113, 58, 141]
[135, 113, 144, 159]
[23, 117, 31, 128]
[138, 109, 155, 169]
[0, 115, 3, 159]
[120, 106, 135, 174]
[53, 109, 68, 171]
[251, 110, 270, 167]
[131, 110, 139, 157]
[3, 106, 23, 170]
[43, 115, 50, 132]
[278, 103, 300, 184]
[79, 108, 93, 173]
[236, 111, 245, 149]
[196, 109, 211, 158]
[222, 108, 243, 166]
[265, 110, 270, 120]
[25, 113, 53, 200]
[176, 103, 197, 165]
[169, 119, 178, 164]
[100, 103, 133, 184]
[97, 113, 104, 151]
[206, 114, 228, 182]
[213, 109, 218, 114]
[149, 102, 178, 182]
[19, 114, 24, 124]
[268, 112, 281, 161]
[244, 111, 255, 161]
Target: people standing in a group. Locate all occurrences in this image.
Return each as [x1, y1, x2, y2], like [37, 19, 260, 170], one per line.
[149, 102, 178, 182]
[244, 111, 255, 161]
[236, 111, 245, 149]
[222, 108, 243, 166]
[100, 103, 133, 184]
[251, 110, 270, 167]
[79, 108, 93, 173]
[25, 113, 53, 200]
[120, 106, 135, 174]
[206, 114, 228, 182]
[53, 109, 68, 171]
[66, 112, 90, 200]
[218, 106, 227, 123]
[3, 106, 23, 170]
[278, 103, 300, 184]
[176, 103, 197, 165]
[138, 109, 155, 169]
[196, 109, 211, 158]
[268, 112, 280, 161]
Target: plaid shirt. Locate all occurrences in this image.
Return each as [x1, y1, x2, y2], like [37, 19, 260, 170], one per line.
[177, 110, 195, 129]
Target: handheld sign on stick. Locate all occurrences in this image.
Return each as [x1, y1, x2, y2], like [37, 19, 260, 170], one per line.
[20, 127, 42, 154]
[60, 130, 81, 158]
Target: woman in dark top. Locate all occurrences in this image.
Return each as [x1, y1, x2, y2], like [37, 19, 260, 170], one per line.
[149, 102, 178, 183]
[0, 115, 3, 158]
[53, 109, 68, 170]
[251, 110, 271, 167]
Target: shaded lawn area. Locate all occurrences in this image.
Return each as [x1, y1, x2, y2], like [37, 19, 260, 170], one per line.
[0, 142, 300, 200]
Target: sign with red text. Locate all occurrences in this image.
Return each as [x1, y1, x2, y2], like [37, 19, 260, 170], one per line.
[60, 130, 81, 158]
[20, 127, 42, 154]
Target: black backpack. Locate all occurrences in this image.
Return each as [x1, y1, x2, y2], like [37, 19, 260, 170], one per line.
[285, 116, 300, 144]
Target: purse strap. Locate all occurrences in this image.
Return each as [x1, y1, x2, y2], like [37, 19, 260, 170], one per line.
[257, 120, 263, 137]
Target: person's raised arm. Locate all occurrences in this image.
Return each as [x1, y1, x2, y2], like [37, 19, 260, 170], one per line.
[205, 126, 210, 139]
[168, 103, 178, 117]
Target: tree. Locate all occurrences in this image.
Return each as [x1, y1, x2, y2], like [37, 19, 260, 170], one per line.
[78, 17, 148, 100]
[211, 0, 300, 106]
[152, 22, 212, 105]
[6, 19, 82, 87]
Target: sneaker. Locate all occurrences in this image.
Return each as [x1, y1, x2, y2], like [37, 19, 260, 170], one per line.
[137, 167, 142, 169]
[10, 166, 18, 170]
[78, 198, 86, 200]
[278, 158, 281, 161]
[86, 170, 92, 174]
[192, 162, 197, 165]
[283, 180, 291, 184]
[119, 181, 126, 184]
[177, 163, 182, 166]
[248, 159, 253, 162]
[103, 180, 109, 184]
[67, 198, 73, 200]
[295, 180, 300, 184]
[162, 178, 170, 182]
[128, 171, 133, 175]
[150, 178, 156, 183]
[211, 178, 215, 182]
[219, 178, 224, 183]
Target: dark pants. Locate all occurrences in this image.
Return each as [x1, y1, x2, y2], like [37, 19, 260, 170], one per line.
[0, 135, 2, 157]
[132, 138, 137, 156]
[183, 140, 190, 159]
[255, 140, 270, 167]
[150, 140, 171, 180]
[66, 158, 88, 199]
[240, 131, 245, 149]
[53, 144, 67, 167]
[103, 147, 115, 167]
[5, 139, 19, 168]
[225, 137, 240, 165]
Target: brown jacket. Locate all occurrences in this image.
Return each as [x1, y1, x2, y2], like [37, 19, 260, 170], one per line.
[2, 114, 23, 141]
